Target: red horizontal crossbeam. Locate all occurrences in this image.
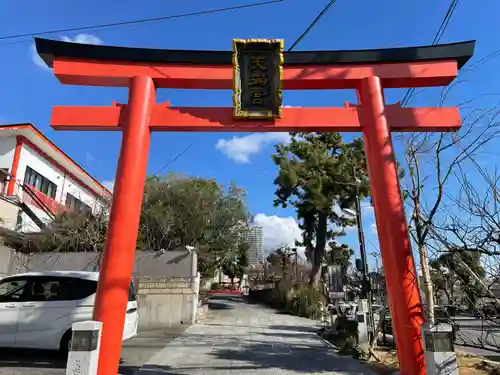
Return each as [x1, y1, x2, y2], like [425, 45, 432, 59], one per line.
[53, 58, 458, 90]
[51, 105, 461, 132]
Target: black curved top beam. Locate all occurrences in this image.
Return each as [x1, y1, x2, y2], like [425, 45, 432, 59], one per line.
[35, 37, 475, 70]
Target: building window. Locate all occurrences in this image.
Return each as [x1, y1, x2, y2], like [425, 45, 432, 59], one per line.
[24, 166, 57, 199]
[65, 193, 92, 214]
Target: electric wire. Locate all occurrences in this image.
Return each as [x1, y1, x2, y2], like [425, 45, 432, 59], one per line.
[287, 0, 338, 51]
[400, 0, 459, 107]
[0, 1, 284, 44]
[153, 0, 339, 173]
[152, 141, 197, 176]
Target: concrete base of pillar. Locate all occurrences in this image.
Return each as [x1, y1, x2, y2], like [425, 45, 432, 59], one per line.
[422, 323, 458, 375]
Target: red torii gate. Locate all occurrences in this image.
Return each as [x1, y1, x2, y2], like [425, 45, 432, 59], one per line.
[35, 38, 474, 375]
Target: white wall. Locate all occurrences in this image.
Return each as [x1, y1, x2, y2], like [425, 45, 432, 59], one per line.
[19, 205, 53, 233]
[63, 174, 103, 214]
[0, 137, 16, 171]
[17, 144, 65, 201]
[16, 142, 107, 216]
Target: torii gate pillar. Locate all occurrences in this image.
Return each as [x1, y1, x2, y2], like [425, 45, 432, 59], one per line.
[35, 37, 475, 375]
[91, 75, 155, 365]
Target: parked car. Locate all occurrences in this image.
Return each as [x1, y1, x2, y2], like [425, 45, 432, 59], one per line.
[0, 271, 138, 353]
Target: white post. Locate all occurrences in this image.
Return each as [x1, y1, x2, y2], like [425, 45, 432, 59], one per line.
[422, 323, 458, 375]
[192, 272, 200, 323]
[356, 299, 370, 345]
[66, 320, 102, 375]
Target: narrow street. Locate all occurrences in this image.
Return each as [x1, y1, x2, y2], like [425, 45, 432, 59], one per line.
[0, 298, 375, 375]
[133, 297, 375, 375]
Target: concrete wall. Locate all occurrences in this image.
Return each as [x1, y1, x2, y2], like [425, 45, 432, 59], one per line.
[134, 276, 200, 330]
[0, 244, 24, 277]
[0, 248, 202, 328]
[0, 197, 20, 230]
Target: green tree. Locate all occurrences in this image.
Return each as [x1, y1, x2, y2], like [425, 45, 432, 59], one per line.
[325, 242, 354, 275]
[434, 249, 485, 310]
[137, 175, 222, 251]
[138, 175, 250, 277]
[31, 174, 251, 278]
[221, 241, 249, 285]
[429, 259, 456, 304]
[34, 209, 108, 252]
[272, 132, 369, 284]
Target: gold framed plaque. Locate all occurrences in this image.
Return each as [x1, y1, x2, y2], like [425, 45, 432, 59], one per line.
[232, 38, 284, 120]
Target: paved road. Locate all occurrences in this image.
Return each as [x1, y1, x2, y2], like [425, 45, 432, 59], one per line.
[0, 298, 374, 375]
[135, 297, 375, 375]
[453, 316, 500, 358]
[0, 327, 185, 375]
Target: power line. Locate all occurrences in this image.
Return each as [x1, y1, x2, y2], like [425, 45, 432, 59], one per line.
[5, 0, 282, 175]
[154, 0, 338, 172]
[153, 141, 197, 176]
[288, 0, 338, 51]
[400, 0, 459, 107]
[0, 0, 284, 43]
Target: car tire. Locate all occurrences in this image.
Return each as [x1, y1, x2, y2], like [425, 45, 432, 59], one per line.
[59, 330, 72, 357]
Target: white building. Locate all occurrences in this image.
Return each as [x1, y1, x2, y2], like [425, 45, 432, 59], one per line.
[0, 123, 111, 232]
[246, 226, 264, 267]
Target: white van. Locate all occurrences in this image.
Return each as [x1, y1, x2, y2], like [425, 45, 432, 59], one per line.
[0, 271, 138, 353]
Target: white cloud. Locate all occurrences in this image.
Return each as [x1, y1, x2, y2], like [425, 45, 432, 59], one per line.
[101, 180, 115, 192]
[253, 213, 302, 250]
[31, 43, 50, 70]
[85, 152, 103, 167]
[216, 133, 290, 163]
[370, 222, 378, 234]
[31, 33, 103, 70]
[61, 33, 103, 45]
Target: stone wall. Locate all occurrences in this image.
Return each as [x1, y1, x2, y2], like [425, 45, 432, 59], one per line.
[0, 248, 203, 329]
[134, 275, 200, 330]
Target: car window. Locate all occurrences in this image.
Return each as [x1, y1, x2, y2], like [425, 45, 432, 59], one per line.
[0, 278, 28, 303]
[129, 282, 137, 302]
[71, 278, 97, 300]
[29, 278, 66, 302]
[28, 277, 98, 302]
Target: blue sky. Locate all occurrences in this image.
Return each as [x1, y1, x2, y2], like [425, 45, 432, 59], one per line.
[1, 0, 499, 270]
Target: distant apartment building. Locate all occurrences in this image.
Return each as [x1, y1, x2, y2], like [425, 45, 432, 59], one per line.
[245, 226, 264, 267]
[0, 123, 111, 233]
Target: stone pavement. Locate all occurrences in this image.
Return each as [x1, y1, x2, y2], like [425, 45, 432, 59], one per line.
[133, 297, 376, 375]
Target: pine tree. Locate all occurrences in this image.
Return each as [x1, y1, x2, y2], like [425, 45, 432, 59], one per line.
[272, 133, 369, 284]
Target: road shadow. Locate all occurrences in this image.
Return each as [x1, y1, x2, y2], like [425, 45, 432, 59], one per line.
[0, 348, 65, 369]
[269, 324, 319, 334]
[119, 364, 187, 375]
[119, 363, 261, 375]
[121, 327, 186, 350]
[208, 294, 243, 302]
[208, 301, 235, 310]
[212, 341, 369, 373]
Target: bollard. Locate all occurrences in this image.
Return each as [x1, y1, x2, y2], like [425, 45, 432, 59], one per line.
[66, 321, 103, 375]
[356, 299, 370, 345]
[422, 323, 458, 375]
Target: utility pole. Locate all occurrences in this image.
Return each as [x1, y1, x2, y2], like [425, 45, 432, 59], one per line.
[352, 167, 374, 337]
[370, 251, 380, 273]
[293, 247, 298, 281]
[353, 167, 369, 299]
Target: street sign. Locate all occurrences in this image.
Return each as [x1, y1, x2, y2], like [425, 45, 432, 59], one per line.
[232, 39, 283, 120]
